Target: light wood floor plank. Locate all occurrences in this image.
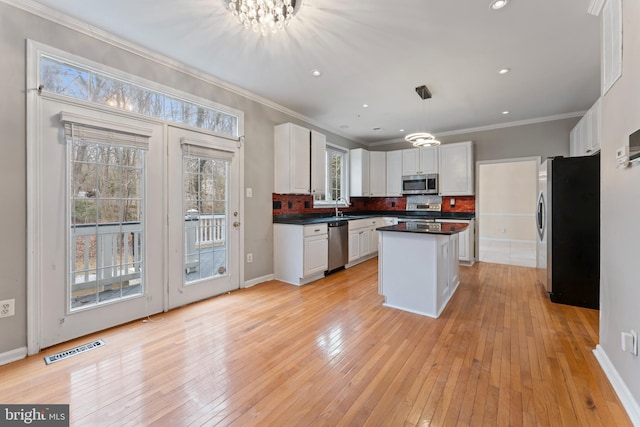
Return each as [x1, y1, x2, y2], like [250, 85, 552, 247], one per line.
[0, 260, 632, 426]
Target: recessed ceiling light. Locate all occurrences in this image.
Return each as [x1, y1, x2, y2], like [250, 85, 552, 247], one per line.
[498, 68, 511, 74]
[400, 129, 405, 132]
[363, 104, 369, 108]
[490, 0, 509, 10]
[502, 111, 510, 115]
[311, 69, 322, 77]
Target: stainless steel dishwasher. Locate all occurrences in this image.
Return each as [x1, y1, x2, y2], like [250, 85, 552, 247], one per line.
[327, 220, 349, 273]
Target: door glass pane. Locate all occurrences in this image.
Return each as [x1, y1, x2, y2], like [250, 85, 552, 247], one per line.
[183, 155, 229, 284]
[70, 141, 145, 311]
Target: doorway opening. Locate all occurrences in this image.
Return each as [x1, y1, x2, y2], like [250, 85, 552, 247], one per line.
[477, 158, 539, 267]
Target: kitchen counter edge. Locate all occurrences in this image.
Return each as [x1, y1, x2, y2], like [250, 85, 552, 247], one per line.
[273, 211, 475, 225]
[377, 222, 469, 235]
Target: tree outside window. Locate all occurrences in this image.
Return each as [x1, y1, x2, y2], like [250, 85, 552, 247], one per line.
[325, 146, 347, 203]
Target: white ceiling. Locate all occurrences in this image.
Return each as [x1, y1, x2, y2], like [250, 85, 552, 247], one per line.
[28, 0, 601, 145]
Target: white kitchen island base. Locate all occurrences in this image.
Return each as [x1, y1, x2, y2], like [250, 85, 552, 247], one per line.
[378, 226, 460, 318]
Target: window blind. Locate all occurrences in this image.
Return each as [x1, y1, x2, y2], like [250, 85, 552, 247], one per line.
[180, 137, 234, 161]
[60, 111, 152, 150]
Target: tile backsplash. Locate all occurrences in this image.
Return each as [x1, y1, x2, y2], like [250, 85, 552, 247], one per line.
[441, 196, 476, 213]
[273, 193, 475, 215]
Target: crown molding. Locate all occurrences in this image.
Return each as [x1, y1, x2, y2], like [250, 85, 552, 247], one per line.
[367, 111, 585, 147]
[2, 0, 366, 145]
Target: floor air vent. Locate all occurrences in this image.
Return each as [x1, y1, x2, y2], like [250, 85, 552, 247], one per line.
[44, 339, 105, 365]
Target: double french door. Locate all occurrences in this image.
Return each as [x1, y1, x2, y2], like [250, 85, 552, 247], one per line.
[36, 99, 240, 350]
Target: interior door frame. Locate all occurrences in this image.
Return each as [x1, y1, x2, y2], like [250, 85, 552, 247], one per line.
[475, 156, 541, 267]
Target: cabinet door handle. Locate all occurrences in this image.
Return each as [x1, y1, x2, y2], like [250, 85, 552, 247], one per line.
[314, 229, 320, 232]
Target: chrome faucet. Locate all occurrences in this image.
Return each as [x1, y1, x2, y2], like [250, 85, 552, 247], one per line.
[335, 197, 348, 217]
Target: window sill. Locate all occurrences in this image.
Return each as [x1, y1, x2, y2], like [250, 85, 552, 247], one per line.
[313, 201, 349, 209]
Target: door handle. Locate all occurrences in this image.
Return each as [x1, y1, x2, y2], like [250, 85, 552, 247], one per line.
[233, 221, 240, 228]
[536, 193, 545, 240]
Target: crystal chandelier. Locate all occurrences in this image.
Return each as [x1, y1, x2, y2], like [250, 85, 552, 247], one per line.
[227, 0, 299, 36]
[405, 132, 441, 147]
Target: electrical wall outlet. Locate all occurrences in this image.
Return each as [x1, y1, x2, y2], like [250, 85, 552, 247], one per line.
[246, 187, 253, 198]
[0, 299, 15, 318]
[247, 253, 253, 263]
[621, 329, 638, 356]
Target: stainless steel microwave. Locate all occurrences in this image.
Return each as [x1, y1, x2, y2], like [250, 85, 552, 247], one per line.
[402, 174, 439, 195]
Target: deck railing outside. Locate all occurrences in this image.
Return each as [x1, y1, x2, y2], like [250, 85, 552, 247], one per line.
[72, 215, 227, 293]
[194, 214, 226, 247]
[71, 222, 143, 294]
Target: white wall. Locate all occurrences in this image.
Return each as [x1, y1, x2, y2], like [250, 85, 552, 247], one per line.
[598, 0, 640, 422]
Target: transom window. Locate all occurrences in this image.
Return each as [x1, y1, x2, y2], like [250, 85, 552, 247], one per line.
[40, 55, 238, 137]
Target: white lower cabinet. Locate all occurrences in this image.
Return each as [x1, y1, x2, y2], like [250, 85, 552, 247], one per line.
[303, 232, 329, 277]
[274, 223, 328, 286]
[347, 217, 382, 266]
[437, 218, 475, 265]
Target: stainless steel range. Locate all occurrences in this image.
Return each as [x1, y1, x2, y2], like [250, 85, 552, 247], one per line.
[400, 196, 443, 225]
[406, 195, 443, 212]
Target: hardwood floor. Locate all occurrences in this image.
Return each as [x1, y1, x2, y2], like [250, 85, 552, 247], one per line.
[0, 260, 631, 426]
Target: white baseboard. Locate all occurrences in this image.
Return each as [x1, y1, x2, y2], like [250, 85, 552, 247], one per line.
[593, 345, 640, 426]
[243, 273, 274, 288]
[0, 347, 28, 366]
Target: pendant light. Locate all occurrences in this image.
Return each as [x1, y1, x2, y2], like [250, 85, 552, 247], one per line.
[405, 85, 440, 147]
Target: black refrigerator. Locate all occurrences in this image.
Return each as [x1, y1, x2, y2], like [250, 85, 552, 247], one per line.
[536, 154, 600, 309]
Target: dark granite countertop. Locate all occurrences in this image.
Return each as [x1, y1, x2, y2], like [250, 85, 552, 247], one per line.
[377, 222, 469, 235]
[273, 211, 475, 225]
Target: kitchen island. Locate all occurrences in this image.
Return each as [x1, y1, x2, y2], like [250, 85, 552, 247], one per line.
[377, 222, 468, 318]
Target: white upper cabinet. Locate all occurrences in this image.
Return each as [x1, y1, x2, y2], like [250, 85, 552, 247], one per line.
[310, 130, 326, 197]
[569, 98, 601, 157]
[351, 150, 386, 197]
[274, 123, 310, 194]
[589, 99, 602, 154]
[369, 151, 386, 197]
[402, 147, 438, 175]
[350, 148, 370, 197]
[385, 150, 403, 196]
[602, 0, 622, 94]
[438, 141, 474, 196]
[274, 123, 327, 195]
